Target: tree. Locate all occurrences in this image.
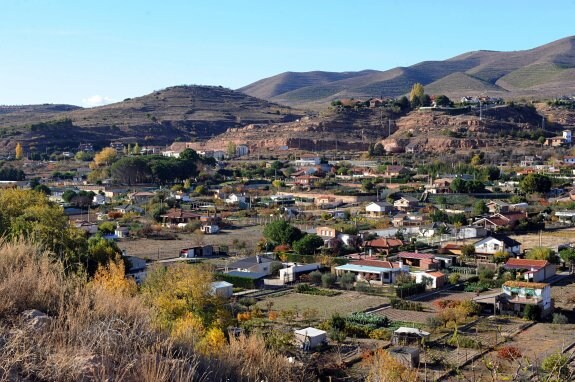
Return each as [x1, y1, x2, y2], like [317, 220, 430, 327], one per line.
[560, 248, 575, 273]
[373, 143, 385, 156]
[473, 200, 489, 216]
[292, 234, 324, 256]
[34, 184, 51, 195]
[15, 143, 24, 160]
[519, 173, 552, 194]
[226, 141, 237, 158]
[321, 273, 337, 288]
[366, 350, 418, 382]
[541, 352, 570, 379]
[132, 143, 141, 155]
[361, 178, 375, 192]
[340, 272, 356, 290]
[493, 250, 509, 264]
[92, 147, 118, 168]
[262, 220, 302, 246]
[461, 244, 476, 259]
[409, 83, 425, 104]
[527, 246, 556, 263]
[450, 177, 467, 193]
[434, 94, 452, 107]
[91, 255, 137, 296]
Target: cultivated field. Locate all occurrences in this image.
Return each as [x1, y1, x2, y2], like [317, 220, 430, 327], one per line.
[256, 291, 388, 320]
[510, 227, 575, 250]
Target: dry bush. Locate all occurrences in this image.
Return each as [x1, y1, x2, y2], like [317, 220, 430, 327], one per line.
[0, 240, 312, 382]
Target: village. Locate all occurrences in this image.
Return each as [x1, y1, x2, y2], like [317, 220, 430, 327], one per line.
[3, 127, 575, 380]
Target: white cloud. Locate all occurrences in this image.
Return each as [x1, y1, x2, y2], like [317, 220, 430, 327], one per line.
[81, 95, 113, 108]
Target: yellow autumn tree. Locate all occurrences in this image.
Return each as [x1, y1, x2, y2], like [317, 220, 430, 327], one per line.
[409, 83, 424, 103]
[141, 263, 217, 330]
[91, 255, 137, 296]
[197, 327, 227, 356]
[91, 147, 118, 169]
[366, 350, 419, 382]
[15, 143, 24, 160]
[171, 311, 206, 345]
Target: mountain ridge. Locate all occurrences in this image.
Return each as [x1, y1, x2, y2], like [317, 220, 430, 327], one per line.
[239, 36, 575, 108]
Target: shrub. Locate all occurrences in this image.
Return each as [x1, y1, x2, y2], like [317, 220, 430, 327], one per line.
[390, 298, 423, 311]
[426, 316, 443, 332]
[321, 273, 337, 288]
[523, 304, 540, 321]
[448, 273, 461, 285]
[309, 270, 322, 285]
[447, 334, 482, 349]
[497, 346, 522, 361]
[346, 312, 389, 328]
[339, 272, 356, 290]
[552, 312, 569, 324]
[369, 328, 391, 340]
[396, 282, 425, 297]
[294, 283, 340, 296]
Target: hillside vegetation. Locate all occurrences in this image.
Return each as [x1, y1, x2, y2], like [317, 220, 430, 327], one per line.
[239, 36, 575, 108]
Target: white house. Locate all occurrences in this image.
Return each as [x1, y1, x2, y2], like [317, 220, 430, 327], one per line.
[473, 234, 521, 256]
[225, 193, 246, 205]
[115, 226, 130, 238]
[294, 327, 327, 350]
[294, 156, 321, 167]
[200, 224, 220, 234]
[410, 271, 447, 289]
[235, 144, 249, 157]
[93, 194, 106, 205]
[228, 255, 279, 275]
[394, 196, 419, 211]
[504, 258, 556, 282]
[210, 281, 233, 298]
[278, 263, 321, 284]
[365, 201, 394, 217]
[335, 259, 409, 285]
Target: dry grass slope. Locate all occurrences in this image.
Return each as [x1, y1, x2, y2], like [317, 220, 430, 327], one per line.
[0, 240, 310, 382]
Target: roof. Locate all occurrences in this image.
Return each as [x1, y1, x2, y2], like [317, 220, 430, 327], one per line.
[294, 327, 326, 337]
[364, 238, 403, 248]
[503, 280, 549, 289]
[352, 259, 395, 268]
[504, 258, 548, 270]
[228, 256, 275, 269]
[335, 263, 399, 274]
[398, 251, 435, 260]
[476, 234, 521, 247]
[425, 271, 446, 278]
[160, 208, 201, 220]
[400, 196, 419, 202]
[366, 201, 392, 208]
[225, 271, 268, 280]
[394, 327, 430, 337]
[211, 281, 233, 288]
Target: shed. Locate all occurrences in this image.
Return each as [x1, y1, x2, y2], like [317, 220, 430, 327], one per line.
[392, 327, 430, 346]
[389, 347, 420, 368]
[294, 327, 327, 350]
[210, 281, 233, 298]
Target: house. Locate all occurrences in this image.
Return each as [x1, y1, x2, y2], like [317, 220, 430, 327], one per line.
[394, 196, 419, 211]
[410, 271, 447, 289]
[124, 255, 147, 284]
[472, 211, 527, 231]
[235, 144, 249, 157]
[365, 201, 393, 217]
[398, 252, 438, 271]
[555, 210, 575, 224]
[110, 141, 125, 152]
[389, 347, 420, 369]
[334, 259, 409, 285]
[294, 155, 321, 167]
[392, 213, 427, 227]
[392, 327, 430, 347]
[385, 165, 410, 178]
[426, 178, 452, 194]
[363, 238, 404, 256]
[200, 224, 220, 234]
[474, 281, 552, 318]
[486, 200, 510, 214]
[473, 234, 521, 257]
[293, 175, 319, 187]
[225, 193, 246, 205]
[315, 195, 339, 209]
[316, 226, 339, 238]
[210, 281, 233, 298]
[180, 245, 214, 258]
[72, 220, 98, 235]
[78, 143, 94, 153]
[278, 263, 321, 284]
[113, 204, 144, 215]
[294, 327, 327, 350]
[115, 225, 129, 238]
[160, 208, 201, 227]
[504, 258, 556, 282]
[564, 156, 575, 165]
[92, 194, 106, 205]
[129, 191, 156, 204]
[227, 255, 279, 275]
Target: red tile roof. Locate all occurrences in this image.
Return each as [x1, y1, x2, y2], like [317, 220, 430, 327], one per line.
[364, 238, 404, 248]
[504, 258, 548, 269]
[398, 252, 435, 260]
[425, 271, 446, 278]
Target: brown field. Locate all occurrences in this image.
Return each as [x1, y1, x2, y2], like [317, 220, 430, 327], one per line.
[117, 224, 264, 260]
[510, 228, 575, 250]
[256, 291, 388, 320]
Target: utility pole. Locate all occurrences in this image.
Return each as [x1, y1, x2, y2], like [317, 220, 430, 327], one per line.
[479, 101, 483, 122]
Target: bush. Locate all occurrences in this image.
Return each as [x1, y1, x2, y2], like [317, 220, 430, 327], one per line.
[309, 270, 322, 285]
[396, 282, 425, 298]
[497, 346, 522, 361]
[339, 272, 356, 290]
[390, 298, 423, 311]
[369, 328, 391, 340]
[447, 334, 482, 349]
[426, 316, 443, 332]
[321, 273, 337, 288]
[294, 283, 340, 296]
[448, 273, 461, 285]
[523, 304, 540, 321]
[552, 312, 569, 324]
[346, 312, 389, 328]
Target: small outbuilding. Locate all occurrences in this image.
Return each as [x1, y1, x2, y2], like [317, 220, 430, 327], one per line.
[294, 327, 327, 351]
[210, 281, 234, 299]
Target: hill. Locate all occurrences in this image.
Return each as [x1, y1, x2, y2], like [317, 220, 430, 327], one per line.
[239, 36, 575, 108]
[0, 86, 305, 154]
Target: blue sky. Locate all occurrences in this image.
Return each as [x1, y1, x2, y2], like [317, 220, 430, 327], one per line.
[1, 0, 574, 106]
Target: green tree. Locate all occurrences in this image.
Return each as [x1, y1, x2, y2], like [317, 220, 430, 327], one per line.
[519, 173, 552, 194]
[262, 220, 302, 246]
[33, 184, 51, 195]
[450, 178, 467, 193]
[226, 141, 237, 158]
[292, 234, 324, 256]
[373, 143, 385, 156]
[321, 272, 337, 288]
[361, 178, 375, 192]
[560, 248, 575, 273]
[541, 352, 570, 379]
[473, 200, 489, 216]
[62, 189, 77, 203]
[461, 244, 476, 258]
[434, 95, 452, 107]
